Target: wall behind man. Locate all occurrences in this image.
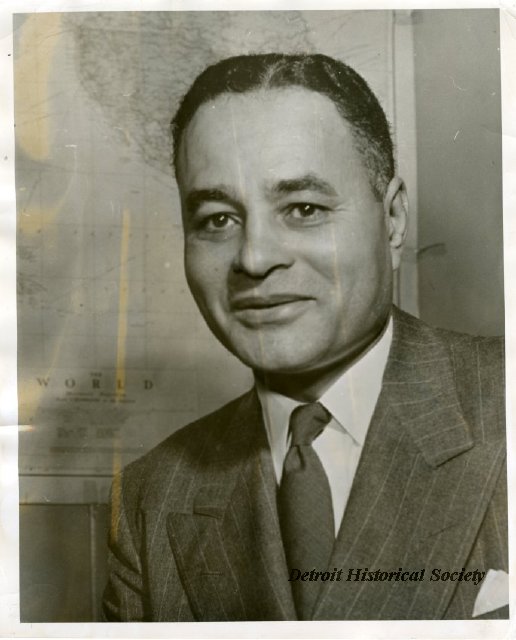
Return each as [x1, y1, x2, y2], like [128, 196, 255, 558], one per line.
[413, 9, 504, 336]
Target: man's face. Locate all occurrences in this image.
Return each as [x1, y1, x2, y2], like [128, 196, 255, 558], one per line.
[176, 87, 400, 377]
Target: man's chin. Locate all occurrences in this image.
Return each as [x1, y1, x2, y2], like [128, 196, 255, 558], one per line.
[226, 343, 324, 378]
[211, 321, 309, 367]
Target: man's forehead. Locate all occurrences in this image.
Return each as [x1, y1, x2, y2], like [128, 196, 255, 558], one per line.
[176, 86, 359, 185]
[182, 85, 352, 143]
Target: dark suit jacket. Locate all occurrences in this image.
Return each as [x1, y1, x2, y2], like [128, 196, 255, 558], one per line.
[102, 308, 507, 621]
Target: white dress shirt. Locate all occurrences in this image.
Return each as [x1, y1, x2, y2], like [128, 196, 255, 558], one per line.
[256, 316, 393, 535]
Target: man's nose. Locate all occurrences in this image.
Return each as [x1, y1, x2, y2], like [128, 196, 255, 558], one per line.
[231, 214, 294, 278]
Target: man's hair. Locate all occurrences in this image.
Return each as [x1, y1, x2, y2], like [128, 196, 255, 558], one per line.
[171, 53, 395, 201]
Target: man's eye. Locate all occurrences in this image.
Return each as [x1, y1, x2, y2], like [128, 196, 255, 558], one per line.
[200, 213, 237, 232]
[287, 203, 328, 221]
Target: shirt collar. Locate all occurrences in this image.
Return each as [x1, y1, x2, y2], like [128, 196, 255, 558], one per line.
[256, 315, 393, 450]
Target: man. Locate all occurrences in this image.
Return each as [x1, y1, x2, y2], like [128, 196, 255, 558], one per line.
[102, 53, 507, 621]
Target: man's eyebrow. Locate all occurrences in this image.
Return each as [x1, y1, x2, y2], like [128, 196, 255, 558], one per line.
[185, 188, 240, 214]
[269, 174, 338, 198]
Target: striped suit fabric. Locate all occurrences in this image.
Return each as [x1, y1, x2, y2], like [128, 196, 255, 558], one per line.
[102, 307, 507, 621]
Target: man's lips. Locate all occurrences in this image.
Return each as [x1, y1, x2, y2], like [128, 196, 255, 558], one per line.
[229, 294, 314, 326]
[230, 293, 314, 310]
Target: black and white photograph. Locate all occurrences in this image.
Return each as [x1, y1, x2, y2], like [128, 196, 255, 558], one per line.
[0, 2, 514, 634]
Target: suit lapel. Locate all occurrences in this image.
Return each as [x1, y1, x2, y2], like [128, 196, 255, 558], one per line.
[314, 309, 505, 620]
[166, 390, 296, 621]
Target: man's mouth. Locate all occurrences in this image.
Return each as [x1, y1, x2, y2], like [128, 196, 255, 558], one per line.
[231, 293, 313, 309]
[230, 294, 314, 325]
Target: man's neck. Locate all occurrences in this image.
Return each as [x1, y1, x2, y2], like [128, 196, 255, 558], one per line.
[254, 318, 390, 402]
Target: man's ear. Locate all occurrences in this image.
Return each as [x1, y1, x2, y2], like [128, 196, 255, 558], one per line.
[383, 176, 408, 271]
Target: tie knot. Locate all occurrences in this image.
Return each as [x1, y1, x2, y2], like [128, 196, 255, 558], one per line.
[289, 402, 331, 447]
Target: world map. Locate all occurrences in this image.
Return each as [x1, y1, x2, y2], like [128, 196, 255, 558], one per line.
[15, 10, 393, 489]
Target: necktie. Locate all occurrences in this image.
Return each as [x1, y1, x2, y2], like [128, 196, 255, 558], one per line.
[277, 402, 335, 620]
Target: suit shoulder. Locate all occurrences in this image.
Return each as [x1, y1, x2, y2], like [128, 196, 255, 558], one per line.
[433, 323, 504, 349]
[432, 326, 505, 441]
[117, 390, 253, 499]
[395, 305, 504, 364]
[433, 324, 504, 372]
[393, 308, 505, 441]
